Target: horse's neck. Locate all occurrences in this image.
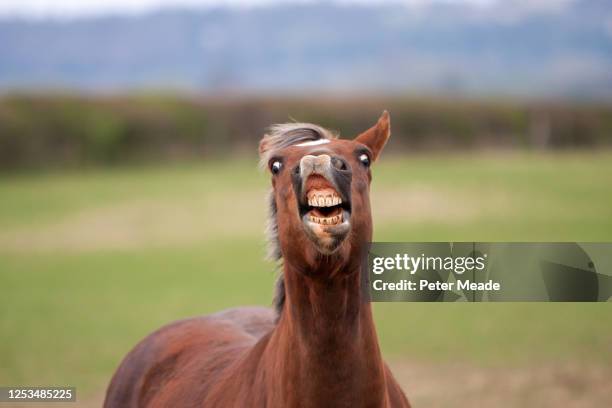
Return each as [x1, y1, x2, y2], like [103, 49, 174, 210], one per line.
[266, 262, 388, 407]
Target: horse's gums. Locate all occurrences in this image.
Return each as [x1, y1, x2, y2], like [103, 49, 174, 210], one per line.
[103, 111, 410, 407]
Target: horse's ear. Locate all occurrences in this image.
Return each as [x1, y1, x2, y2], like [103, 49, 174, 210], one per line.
[355, 111, 391, 162]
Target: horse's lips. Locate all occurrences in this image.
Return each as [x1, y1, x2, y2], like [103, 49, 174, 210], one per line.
[301, 208, 351, 252]
[301, 175, 349, 207]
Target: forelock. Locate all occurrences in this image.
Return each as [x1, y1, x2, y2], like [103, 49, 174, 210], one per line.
[259, 123, 337, 168]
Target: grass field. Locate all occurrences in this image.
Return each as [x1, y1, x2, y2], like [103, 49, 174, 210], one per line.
[1, 152, 612, 406]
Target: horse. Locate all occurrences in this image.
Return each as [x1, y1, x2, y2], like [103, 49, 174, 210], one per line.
[104, 111, 411, 407]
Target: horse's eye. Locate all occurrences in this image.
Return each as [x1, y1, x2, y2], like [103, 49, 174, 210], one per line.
[359, 153, 370, 167]
[270, 160, 283, 174]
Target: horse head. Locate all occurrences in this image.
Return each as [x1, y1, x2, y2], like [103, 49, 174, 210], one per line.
[259, 111, 390, 274]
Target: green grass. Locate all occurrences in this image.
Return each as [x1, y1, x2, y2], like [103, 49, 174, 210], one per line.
[1, 152, 612, 398]
[0, 242, 274, 394]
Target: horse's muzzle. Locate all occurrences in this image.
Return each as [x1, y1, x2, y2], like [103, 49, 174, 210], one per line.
[292, 154, 352, 254]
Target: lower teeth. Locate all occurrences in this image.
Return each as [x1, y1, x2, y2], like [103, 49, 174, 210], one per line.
[309, 213, 342, 225]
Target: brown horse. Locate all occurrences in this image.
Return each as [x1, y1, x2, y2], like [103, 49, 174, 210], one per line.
[104, 112, 410, 407]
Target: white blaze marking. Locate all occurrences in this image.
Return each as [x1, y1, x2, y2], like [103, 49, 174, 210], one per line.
[295, 139, 330, 147]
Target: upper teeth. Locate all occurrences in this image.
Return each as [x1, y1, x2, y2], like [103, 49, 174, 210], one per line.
[307, 190, 342, 207]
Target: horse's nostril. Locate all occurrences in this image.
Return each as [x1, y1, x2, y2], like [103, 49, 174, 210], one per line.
[332, 158, 347, 171]
[293, 165, 300, 175]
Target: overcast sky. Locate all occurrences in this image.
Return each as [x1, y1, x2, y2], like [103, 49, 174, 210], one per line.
[0, 0, 575, 19]
[0, 0, 511, 18]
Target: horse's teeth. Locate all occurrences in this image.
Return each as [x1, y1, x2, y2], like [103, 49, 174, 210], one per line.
[306, 190, 343, 208]
[308, 214, 343, 225]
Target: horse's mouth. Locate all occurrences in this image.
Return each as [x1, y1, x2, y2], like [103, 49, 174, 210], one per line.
[305, 189, 346, 225]
[298, 176, 351, 253]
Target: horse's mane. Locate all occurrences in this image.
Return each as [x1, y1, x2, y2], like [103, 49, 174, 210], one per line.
[259, 123, 337, 318]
